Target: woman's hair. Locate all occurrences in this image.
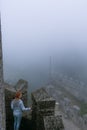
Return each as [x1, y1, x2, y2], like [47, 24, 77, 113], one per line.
[15, 91, 22, 99]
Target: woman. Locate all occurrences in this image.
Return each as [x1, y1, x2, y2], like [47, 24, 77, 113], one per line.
[11, 91, 31, 130]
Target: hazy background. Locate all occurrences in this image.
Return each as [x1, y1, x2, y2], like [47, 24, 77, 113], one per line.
[1, 0, 87, 92]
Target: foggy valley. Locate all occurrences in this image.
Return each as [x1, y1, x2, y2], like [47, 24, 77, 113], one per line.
[1, 1, 87, 92]
[1, 1, 87, 129]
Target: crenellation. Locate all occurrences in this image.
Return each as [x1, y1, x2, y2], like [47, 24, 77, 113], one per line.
[31, 88, 64, 130]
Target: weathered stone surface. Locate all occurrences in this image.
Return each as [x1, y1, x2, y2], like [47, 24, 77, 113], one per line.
[32, 88, 55, 110]
[0, 18, 5, 130]
[44, 115, 64, 130]
[31, 88, 55, 122]
[14, 79, 28, 91]
[31, 88, 64, 130]
[32, 88, 51, 101]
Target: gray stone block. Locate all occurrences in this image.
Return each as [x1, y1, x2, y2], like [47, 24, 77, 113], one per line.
[44, 115, 64, 130]
[31, 88, 64, 130]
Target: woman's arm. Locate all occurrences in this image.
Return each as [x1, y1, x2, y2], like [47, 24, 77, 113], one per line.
[20, 100, 31, 111]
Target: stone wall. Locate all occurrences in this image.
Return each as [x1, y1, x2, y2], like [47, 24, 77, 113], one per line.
[31, 88, 64, 130]
[0, 18, 5, 130]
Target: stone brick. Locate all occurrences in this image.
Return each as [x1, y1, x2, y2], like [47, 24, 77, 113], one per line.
[44, 115, 64, 130]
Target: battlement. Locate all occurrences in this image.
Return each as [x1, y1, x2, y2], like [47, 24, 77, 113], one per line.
[31, 88, 64, 130]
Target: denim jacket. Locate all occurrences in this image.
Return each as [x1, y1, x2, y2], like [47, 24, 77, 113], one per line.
[11, 99, 31, 116]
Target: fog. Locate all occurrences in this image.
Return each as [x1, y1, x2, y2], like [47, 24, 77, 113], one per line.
[1, 0, 87, 91]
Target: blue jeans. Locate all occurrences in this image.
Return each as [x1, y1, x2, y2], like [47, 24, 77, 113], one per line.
[13, 114, 22, 130]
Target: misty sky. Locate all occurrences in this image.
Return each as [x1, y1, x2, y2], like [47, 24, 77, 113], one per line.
[1, 0, 87, 89]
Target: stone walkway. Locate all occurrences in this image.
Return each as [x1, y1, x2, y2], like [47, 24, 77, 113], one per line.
[62, 116, 81, 130]
[55, 110, 81, 130]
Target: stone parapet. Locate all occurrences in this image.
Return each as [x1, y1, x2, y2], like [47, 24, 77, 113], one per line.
[44, 115, 64, 130]
[31, 88, 55, 121]
[31, 88, 64, 130]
